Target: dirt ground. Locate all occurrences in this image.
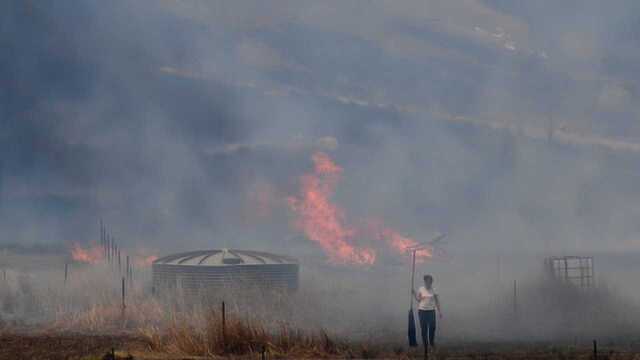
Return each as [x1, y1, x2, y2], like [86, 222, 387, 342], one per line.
[2, 332, 640, 360]
[0, 333, 149, 360]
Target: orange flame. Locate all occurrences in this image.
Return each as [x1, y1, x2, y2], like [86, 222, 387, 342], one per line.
[361, 219, 432, 263]
[383, 228, 432, 263]
[135, 255, 158, 267]
[288, 152, 435, 265]
[70, 242, 104, 264]
[288, 152, 376, 265]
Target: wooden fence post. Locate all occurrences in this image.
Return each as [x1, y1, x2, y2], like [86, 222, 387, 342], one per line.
[121, 276, 126, 319]
[222, 301, 226, 350]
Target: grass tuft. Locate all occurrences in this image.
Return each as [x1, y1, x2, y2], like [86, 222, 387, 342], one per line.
[142, 308, 349, 358]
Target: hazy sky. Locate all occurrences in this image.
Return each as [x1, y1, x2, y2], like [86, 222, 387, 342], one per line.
[3, 1, 640, 257]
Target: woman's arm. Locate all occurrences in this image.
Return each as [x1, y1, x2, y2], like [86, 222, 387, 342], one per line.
[434, 294, 442, 317]
[412, 289, 421, 302]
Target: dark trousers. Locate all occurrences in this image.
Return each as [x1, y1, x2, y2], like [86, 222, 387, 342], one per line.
[418, 309, 436, 348]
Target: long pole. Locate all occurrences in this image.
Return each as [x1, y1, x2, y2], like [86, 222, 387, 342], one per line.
[409, 250, 416, 308]
[64, 263, 68, 285]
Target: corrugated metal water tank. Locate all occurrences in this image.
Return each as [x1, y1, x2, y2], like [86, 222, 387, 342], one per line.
[152, 249, 299, 293]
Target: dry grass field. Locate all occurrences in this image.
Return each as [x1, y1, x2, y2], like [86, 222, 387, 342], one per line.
[3, 250, 640, 359]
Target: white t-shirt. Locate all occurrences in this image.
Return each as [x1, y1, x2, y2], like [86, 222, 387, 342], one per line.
[417, 286, 437, 311]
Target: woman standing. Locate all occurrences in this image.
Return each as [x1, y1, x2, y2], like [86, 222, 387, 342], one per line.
[412, 274, 442, 352]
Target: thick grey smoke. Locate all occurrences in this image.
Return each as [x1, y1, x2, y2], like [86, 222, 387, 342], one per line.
[3, 0, 640, 342]
[2, 0, 640, 251]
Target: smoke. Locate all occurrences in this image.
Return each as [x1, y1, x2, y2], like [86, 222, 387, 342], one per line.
[3, 0, 640, 342]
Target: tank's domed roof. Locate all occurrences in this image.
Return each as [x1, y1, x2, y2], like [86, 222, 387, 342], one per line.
[153, 249, 298, 266]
